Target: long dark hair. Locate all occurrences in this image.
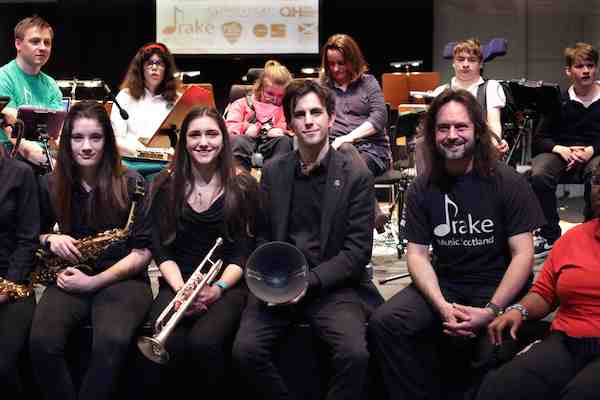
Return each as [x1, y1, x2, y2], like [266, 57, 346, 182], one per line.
[52, 101, 129, 232]
[421, 88, 499, 189]
[151, 107, 259, 244]
[120, 42, 180, 102]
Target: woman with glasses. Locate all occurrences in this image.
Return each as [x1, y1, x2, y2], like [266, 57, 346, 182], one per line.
[110, 42, 181, 156]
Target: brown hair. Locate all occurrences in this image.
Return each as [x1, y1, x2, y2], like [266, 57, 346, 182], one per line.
[565, 42, 599, 67]
[150, 107, 259, 244]
[253, 60, 293, 99]
[52, 101, 129, 232]
[320, 33, 368, 85]
[420, 89, 498, 188]
[14, 15, 53, 41]
[120, 42, 180, 102]
[282, 78, 335, 126]
[453, 38, 483, 63]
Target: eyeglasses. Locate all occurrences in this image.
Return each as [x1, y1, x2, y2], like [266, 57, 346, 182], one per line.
[144, 60, 165, 70]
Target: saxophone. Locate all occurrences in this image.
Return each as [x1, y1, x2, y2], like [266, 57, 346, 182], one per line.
[32, 180, 145, 285]
[32, 227, 131, 285]
[0, 277, 32, 299]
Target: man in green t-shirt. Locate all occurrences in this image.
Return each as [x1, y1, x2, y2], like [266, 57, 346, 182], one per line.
[0, 15, 62, 165]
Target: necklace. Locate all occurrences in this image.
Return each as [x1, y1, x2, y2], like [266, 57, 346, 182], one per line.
[188, 181, 223, 212]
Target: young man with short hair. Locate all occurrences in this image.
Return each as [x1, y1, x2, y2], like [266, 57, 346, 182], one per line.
[530, 42, 600, 257]
[432, 38, 508, 154]
[233, 79, 375, 400]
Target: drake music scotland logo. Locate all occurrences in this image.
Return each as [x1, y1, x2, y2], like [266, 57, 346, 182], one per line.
[434, 195, 495, 247]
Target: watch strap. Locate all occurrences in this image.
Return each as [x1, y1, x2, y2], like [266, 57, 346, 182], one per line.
[485, 302, 504, 317]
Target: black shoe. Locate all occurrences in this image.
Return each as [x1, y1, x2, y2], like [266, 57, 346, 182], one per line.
[533, 234, 554, 259]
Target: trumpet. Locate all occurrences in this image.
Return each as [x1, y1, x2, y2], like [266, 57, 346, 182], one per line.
[137, 237, 224, 364]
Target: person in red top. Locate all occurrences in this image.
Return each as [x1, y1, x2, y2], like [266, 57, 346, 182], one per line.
[477, 168, 600, 400]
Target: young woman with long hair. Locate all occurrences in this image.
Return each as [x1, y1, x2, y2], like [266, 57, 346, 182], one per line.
[29, 101, 153, 400]
[139, 106, 259, 397]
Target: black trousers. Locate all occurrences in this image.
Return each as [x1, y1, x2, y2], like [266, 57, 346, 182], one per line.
[0, 294, 35, 396]
[368, 282, 520, 400]
[477, 331, 600, 400]
[530, 152, 600, 242]
[133, 279, 247, 399]
[29, 279, 152, 400]
[232, 288, 369, 400]
[231, 134, 293, 170]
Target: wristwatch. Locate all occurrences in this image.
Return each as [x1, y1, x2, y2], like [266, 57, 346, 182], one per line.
[505, 303, 529, 321]
[485, 302, 504, 317]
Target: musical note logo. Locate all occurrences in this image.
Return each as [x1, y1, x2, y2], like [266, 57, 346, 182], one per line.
[162, 6, 183, 35]
[433, 195, 458, 237]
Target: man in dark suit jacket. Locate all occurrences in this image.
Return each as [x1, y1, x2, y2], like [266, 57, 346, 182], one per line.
[232, 79, 374, 400]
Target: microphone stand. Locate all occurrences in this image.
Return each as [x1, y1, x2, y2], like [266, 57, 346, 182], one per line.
[103, 83, 129, 120]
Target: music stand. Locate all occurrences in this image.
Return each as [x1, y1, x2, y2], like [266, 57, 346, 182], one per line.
[144, 85, 215, 149]
[503, 79, 561, 167]
[16, 107, 67, 171]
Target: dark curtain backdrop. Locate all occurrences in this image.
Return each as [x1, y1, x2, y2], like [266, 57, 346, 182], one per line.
[0, 0, 432, 111]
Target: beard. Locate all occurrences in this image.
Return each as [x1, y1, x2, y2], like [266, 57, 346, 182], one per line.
[436, 138, 475, 161]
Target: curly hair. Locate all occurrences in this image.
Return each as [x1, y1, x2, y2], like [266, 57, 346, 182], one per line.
[119, 42, 180, 103]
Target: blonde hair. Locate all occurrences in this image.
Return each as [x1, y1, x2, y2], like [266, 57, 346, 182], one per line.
[565, 42, 598, 67]
[453, 38, 483, 63]
[253, 60, 293, 97]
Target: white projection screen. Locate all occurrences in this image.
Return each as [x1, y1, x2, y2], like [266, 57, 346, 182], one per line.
[156, 0, 319, 55]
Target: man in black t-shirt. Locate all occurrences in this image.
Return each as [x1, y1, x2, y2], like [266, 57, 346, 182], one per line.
[368, 89, 545, 400]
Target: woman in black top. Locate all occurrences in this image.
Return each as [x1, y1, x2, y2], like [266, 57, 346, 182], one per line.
[29, 101, 153, 400]
[0, 145, 40, 396]
[141, 106, 259, 397]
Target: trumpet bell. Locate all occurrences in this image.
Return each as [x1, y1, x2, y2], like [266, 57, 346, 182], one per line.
[245, 241, 308, 305]
[137, 336, 170, 364]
